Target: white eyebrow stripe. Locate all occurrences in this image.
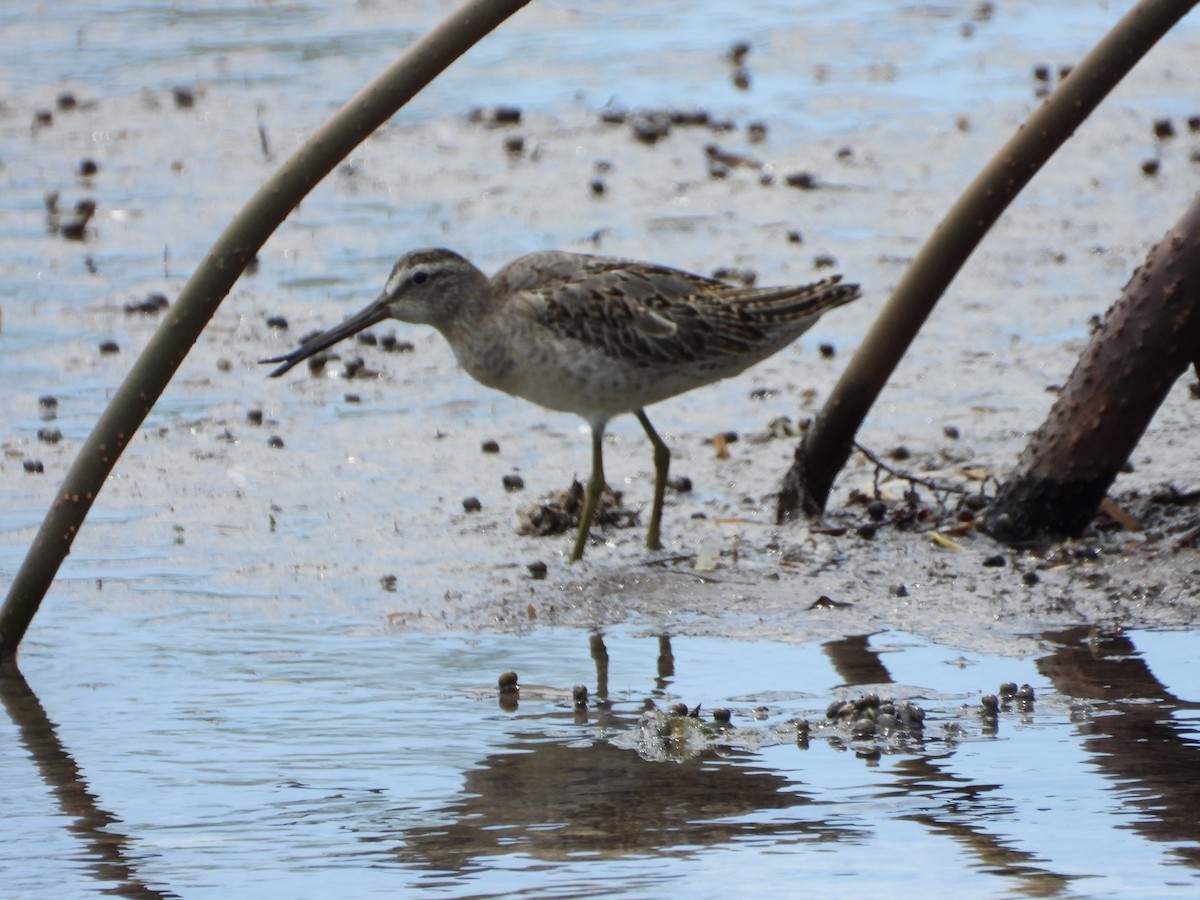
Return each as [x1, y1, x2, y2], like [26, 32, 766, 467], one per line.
[384, 269, 408, 296]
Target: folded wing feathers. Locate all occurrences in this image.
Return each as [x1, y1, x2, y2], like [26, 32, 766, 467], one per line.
[533, 267, 859, 366]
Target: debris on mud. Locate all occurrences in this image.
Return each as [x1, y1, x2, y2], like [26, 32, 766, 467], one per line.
[517, 479, 639, 537]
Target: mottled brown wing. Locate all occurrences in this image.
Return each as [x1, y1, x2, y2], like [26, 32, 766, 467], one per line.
[511, 254, 857, 367]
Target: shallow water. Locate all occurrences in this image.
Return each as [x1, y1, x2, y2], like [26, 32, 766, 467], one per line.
[4, 0, 1200, 896]
[6, 619, 1200, 898]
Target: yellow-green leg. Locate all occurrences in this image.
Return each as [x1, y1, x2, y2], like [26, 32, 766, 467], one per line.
[570, 424, 606, 562]
[635, 408, 669, 551]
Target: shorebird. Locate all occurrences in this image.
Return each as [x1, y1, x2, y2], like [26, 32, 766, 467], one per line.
[262, 248, 859, 562]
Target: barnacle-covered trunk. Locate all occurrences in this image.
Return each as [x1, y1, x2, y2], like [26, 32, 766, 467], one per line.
[983, 192, 1200, 544]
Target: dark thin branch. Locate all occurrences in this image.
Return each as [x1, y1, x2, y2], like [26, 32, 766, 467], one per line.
[0, 0, 531, 658]
[778, 0, 1198, 521]
[853, 442, 969, 499]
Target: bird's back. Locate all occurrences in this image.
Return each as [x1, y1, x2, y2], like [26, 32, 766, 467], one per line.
[493, 251, 857, 366]
[465, 251, 859, 421]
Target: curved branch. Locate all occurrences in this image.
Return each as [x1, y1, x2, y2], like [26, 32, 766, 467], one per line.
[778, 0, 1198, 521]
[0, 0, 531, 658]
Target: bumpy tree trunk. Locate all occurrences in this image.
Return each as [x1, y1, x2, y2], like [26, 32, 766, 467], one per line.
[983, 191, 1200, 544]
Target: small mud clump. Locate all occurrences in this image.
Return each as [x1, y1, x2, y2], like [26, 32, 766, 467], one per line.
[517, 479, 638, 537]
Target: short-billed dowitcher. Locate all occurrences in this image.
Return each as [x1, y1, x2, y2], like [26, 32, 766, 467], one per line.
[262, 249, 859, 561]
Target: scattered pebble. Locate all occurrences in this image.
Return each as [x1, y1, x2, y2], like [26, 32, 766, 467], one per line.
[787, 229, 804, 244]
[481, 104, 522, 125]
[23, 459, 45, 473]
[1141, 158, 1160, 176]
[963, 493, 988, 511]
[267, 435, 284, 448]
[982, 553, 1006, 567]
[78, 158, 99, 177]
[818, 342, 835, 359]
[943, 424, 961, 439]
[462, 496, 482, 512]
[380, 574, 397, 592]
[379, 334, 414, 353]
[98, 340, 119, 354]
[668, 108, 710, 126]
[343, 393, 361, 404]
[589, 178, 606, 196]
[1153, 117, 1175, 139]
[502, 473, 525, 492]
[266, 315, 288, 329]
[33, 109, 53, 127]
[124, 293, 169, 314]
[503, 134, 524, 154]
[630, 112, 671, 145]
[813, 254, 837, 269]
[527, 560, 547, 580]
[171, 85, 195, 108]
[809, 594, 851, 610]
[766, 415, 797, 439]
[481, 439, 500, 454]
[785, 171, 819, 190]
[667, 475, 692, 493]
[867, 500, 888, 521]
[37, 426, 62, 444]
[246, 409, 264, 425]
[1022, 571, 1040, 586]
[56, 91, 78, 111]
[343, 357, 379, 379]
[59, 199, 96, 240]
[712, 266, 756, 286]
[746, 121, 767, 143]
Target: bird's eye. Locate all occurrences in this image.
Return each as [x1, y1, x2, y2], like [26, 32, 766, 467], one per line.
[411, 270, 429, 285]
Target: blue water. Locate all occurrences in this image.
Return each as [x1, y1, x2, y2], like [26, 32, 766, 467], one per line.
[4, 1, 1200, 896]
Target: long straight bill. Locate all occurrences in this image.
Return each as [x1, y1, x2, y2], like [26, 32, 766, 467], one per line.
[260, 294, 390, 377]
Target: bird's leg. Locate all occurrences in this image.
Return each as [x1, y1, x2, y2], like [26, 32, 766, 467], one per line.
[570, 424, 606, 562]
[635, 409, 669, 551]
